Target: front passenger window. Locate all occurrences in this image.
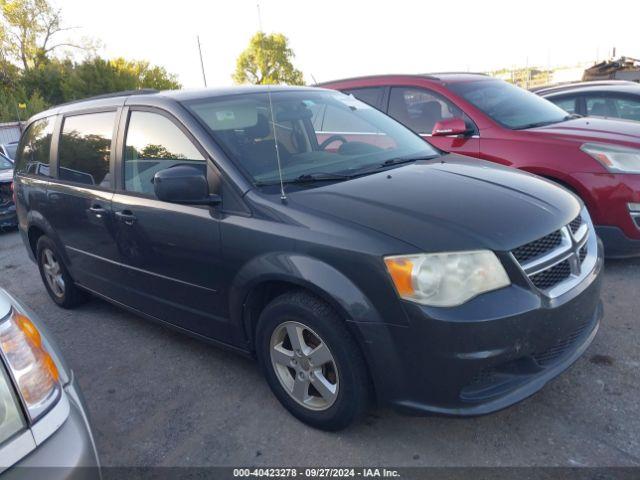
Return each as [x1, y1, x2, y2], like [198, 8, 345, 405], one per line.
[388, 87, 474, 135]
[124, 111, 205, 197]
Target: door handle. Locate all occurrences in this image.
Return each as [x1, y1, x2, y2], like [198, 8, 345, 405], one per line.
[115, 210, 137, 226]
[89, 204, 107, 218]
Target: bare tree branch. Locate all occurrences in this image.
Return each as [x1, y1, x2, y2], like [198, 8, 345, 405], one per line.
[42, 42, 86, 54]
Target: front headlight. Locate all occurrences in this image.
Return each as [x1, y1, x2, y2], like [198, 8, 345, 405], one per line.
[0, 309, 61, 422]
[580, 143, 640, 173]
[0, 362, 26, 444]
[384, 250, 510, 307]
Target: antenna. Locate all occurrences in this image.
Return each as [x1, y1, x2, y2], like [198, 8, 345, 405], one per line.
[197, 35, 207, 87]
[257, 1, 287, 201]
[310, 73, 319, 86]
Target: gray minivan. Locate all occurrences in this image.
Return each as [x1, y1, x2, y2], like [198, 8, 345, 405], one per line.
[13, 87, 603, 430]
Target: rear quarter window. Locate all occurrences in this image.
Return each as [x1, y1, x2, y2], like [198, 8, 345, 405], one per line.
[15, 117, 55, 177]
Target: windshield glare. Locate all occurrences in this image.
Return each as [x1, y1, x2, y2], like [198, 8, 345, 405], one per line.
[0, 155, 12, 170]
[185, 90, 438, 185]
[450, 80, 569, 129]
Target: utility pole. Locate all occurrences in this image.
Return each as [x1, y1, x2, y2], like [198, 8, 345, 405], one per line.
[197, 35, 207, 87]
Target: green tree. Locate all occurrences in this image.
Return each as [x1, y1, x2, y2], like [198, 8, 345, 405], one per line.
[0, 87, 47, 122]
[0, 0, 181, 121]
[60, 57, 180, 101]
[21, 58, 72, 105]
[233, 32, 304, 85]
[0, 0, 86, 71]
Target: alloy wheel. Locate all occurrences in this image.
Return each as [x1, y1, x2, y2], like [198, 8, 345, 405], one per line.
[42, 248, 65, 298]
[270, 321, 339, 411]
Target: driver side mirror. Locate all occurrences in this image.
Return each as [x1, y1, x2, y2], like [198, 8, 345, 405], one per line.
[153, 165, 220, 205]
[431, 117, 470, 137]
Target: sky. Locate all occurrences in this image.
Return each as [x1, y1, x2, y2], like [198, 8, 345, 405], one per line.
[57, 0, 640, 88]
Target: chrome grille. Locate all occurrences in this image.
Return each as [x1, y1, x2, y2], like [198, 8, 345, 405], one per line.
[511, 209, 594, 297]
[512, 230, 562, 263]
[530, 259, 571, 289]
[579, 245, 587, 263]
[569, 214, 583, 234]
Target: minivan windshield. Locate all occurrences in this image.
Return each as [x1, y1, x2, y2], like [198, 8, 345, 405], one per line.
[0, 154, 12, 170]
[185, 90, 438, 186]
[449, 80, 570, 130]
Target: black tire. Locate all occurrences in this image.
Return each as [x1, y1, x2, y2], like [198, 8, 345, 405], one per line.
[36, 236, 88, 308]
[256, 290, 371, 431]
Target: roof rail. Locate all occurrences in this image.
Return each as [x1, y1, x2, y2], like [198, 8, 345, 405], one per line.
[317, 71, 489, 87]
[531, 80, 637, 93]
[423, 72, 489, 77]
[57, 89, 159, 107]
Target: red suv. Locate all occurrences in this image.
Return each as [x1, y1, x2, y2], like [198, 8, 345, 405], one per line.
[321, 74, 640, 258]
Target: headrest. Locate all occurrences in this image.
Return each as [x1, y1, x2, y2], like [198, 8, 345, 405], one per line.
[417, 101, 442, 118]
[246, 114, 271, 139]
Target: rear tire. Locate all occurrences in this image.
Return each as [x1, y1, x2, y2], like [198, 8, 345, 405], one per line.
[256, 290, 371, 431]
[36, 236, 88, 308]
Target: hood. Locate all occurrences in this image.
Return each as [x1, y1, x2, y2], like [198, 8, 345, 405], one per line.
[528, 117, 640, 147]
[289, 155, 580, 253]
[0, 169, 13, 183]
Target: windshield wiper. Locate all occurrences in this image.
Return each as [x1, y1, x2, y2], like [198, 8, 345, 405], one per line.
[351, 154, 438, 176]
[255, 155, 438, 187]
[292, 172, 353, 183]
[255, 172, 352, 186]
[514, 115, 578, 130]
[513, 120, 559, 130]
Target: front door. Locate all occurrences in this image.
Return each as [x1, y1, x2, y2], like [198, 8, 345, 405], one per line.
[110, 109, 228, 341]
[387, 86, 480, 156]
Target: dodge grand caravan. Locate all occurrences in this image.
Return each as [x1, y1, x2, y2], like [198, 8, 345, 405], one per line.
[14, 87, 603, 430]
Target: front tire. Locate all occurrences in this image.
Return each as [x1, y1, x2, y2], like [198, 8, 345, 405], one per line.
[256, 291, 371, 431]
[36, 236, 88, 308]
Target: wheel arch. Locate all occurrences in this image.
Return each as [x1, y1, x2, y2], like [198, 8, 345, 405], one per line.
[229, 253, 384, 351]
[24, 212, 65, 263]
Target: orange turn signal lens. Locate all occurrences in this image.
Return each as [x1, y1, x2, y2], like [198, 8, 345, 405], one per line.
[384, 257, 415, 297]
[0, 309, 60, 420]
[14, 312, 43, 348]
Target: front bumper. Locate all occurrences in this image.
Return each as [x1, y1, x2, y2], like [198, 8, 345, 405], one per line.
[595, 225, 640, 258]
[353, 240, 604, 416]
[572, 172, 640, 256]
[0, 204, 16, 229]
